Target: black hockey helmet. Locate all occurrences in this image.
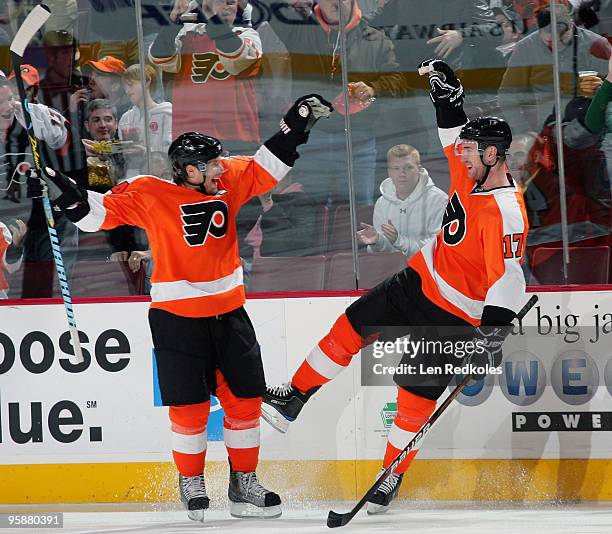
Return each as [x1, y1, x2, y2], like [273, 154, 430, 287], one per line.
[458, 117, 512, 157]
[168, 132, 224, 182]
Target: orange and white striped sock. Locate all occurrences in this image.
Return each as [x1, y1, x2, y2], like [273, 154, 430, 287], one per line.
[292, 313, 364, 393]
[383, 388, 436, 475]
[216, 369, 262, 472]
[169, 402, 210, 477]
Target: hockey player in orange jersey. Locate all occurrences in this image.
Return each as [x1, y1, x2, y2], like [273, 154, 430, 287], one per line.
[27, 94, 333, 522]
[263, 59, 529, 514]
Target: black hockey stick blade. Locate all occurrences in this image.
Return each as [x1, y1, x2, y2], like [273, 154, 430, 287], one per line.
[326, 294, 538, 528]
[327, 510, 350, 529]
[9, 4, 50, 57]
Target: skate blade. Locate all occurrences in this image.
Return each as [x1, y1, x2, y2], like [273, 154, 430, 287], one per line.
[230, 502, 282, 519]
[261, 403, 290, 433]
[366, 501, 390, 515]
[187, 509, 206, 522]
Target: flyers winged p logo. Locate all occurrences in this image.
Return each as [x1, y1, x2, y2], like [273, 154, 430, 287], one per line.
[441, 192, 466, 246]
[181, 200, 229, 246]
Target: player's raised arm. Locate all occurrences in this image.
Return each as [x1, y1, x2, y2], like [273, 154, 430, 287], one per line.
[418, 59, 468, 150]
[224, 94, 334, 205]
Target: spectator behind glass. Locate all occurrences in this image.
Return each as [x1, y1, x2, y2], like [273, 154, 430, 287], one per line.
[83, 56, 130, 118]
[584, 48, 612, 202]
[493, 4, 524, 57]
[39, 30, 88, 188]
[523, 95, 611, 276]
[67, 56, 129, 191]
[506, 131, 538, 191]
[82, 99, 126, 192]
[150, 0, 263, 154]
[119, 64, 173, 178]
[82, 99, 143, 262]
[498, 0, 609, 134]
[3, 65, 40, 203]
[0, 69, 77, 299]
[356, 144, 447, 258]
[40, 30, 83, 117]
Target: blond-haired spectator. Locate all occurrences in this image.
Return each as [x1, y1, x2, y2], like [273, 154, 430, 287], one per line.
[357, 144, 447, 258]
[119, 63, 172, 178]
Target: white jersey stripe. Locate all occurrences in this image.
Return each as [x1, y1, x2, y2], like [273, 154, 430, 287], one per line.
[151, 266, 244, 302]
[77, 190, 107, 232]
[254, 145, 291, 183]
[438, 124, 466, 149]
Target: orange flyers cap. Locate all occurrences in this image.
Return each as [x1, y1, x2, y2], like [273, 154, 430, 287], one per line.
[533, 0, 571, 15]
[8, 64, 40, 87]
[86, 55, 126, 75]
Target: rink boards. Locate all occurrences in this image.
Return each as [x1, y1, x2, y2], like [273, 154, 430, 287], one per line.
[2, 289, 612, 503]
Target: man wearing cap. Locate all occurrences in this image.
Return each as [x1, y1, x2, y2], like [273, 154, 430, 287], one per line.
[78, 56, 130, 119]
[40, 30, 83, 113]
[498, 0, 609, 134]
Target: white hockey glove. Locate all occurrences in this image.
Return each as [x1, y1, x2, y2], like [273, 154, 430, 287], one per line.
[418, 59, 467, 128]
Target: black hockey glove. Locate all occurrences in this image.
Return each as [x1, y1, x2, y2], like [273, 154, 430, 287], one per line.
[206, 14, 242, 53]
[469, 325, 511, 379]
[418, 59, 467, 128]
[41, 166, 90, 223]
[26, 169, 47, 199]
[264, 94, 333, 166]
[282, 94, 333, 134]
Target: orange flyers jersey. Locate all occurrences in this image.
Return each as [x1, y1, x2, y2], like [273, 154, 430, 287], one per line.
[409, 125, 529, 326]
[76, 145, 290, 317]
[149, 23, 262, 142]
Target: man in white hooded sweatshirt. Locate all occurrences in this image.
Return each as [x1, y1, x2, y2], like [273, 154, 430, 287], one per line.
[357, 144, 447, 258]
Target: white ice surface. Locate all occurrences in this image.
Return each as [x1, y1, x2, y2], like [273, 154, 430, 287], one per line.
[1, 502, 612, 534]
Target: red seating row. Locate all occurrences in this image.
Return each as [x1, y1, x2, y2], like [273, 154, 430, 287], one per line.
[6, 260, 145, 298]
[529, 246, 610, 285]
[248, 252, 407, 293]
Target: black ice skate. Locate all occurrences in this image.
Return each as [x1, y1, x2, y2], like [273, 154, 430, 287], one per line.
[261, 383, 320, 433]
[228, 470, 282, 518]
[179, 473, 209, 522]
[366, 469, 404, 515]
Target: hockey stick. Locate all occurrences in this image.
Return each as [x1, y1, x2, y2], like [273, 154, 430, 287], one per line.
[327, 294, 539, 528]
[10, 4, 84, 363]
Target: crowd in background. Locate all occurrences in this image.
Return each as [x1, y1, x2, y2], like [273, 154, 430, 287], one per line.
[0, 0, 611, 297]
